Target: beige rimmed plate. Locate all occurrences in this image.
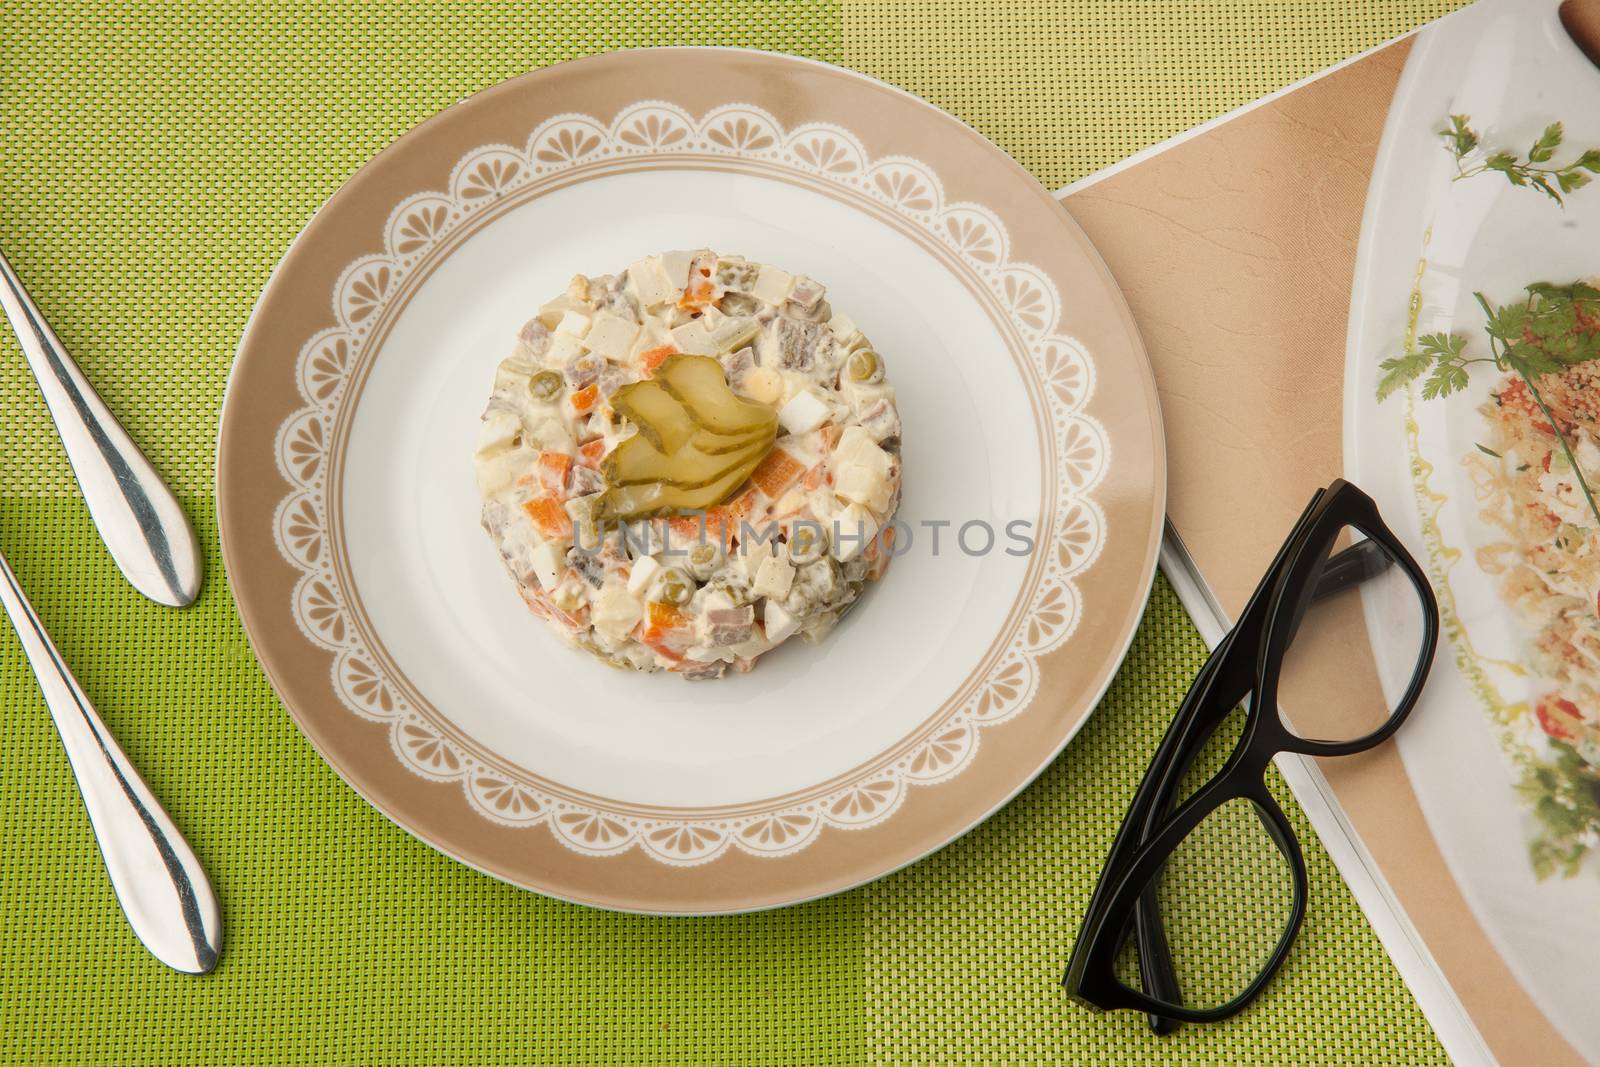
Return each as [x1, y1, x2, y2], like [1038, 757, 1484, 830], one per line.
[218, 48, 1164, 914]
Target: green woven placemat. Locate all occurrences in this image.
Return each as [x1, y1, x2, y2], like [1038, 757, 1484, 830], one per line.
[0, 2, 1466, 1064]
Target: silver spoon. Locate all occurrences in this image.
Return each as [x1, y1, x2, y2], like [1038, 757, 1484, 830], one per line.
[0, 248, 201, 608]
[0, 546, 221, 972]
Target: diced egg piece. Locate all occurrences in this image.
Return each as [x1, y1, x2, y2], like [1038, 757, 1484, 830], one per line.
[546, 332, 587, 365]
[669, 320, 719, 356]
[475, 448, 538, 496]
[530, 541, 566, 591]
[828, 312, 859, 345]
[660, 249, 699, 289]
[752, 265, 793, 305]
[830, 503, 880, 562]
[739, 534, 775, 580]
[556, 310, 592, 338]
[536, 294, 591, 328]
[738, 366, 784, 406]
[778, 389, 831, 434]
[585, 311, 640, 360]
[762, 600, 800, 644]
[493, 357, 538, 394]
[626, 255, 676, 308]
[475, 412, 522, 457]
[753, 555, 795, 599]
[591, 577, 643, 640]
[627, 555, 662, 596]
[832, 426, 894, 512]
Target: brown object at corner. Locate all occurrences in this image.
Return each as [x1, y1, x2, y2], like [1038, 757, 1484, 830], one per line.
[1561, 0, 1600, 69]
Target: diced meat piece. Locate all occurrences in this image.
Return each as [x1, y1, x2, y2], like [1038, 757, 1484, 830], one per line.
[567, 547, 606, 588]
[518, 317, 552, 357]
[680, 660, 728, 680]
[587, 273, 641, 322]
[569, 464, 604, 497]
[759, 317, 828, 371]
[563, 352, 605, 388]
[788, 275, 825, 309]
[596, 365, 630, 398]
[858, 397, 901, 444]
[721, 345, 756, 382]
[704, 604, 756, 646]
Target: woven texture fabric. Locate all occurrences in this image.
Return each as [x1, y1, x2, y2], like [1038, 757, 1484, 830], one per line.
[1, 2, 1464, 1064]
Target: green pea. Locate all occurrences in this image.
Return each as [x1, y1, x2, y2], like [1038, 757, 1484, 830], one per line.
[845, 350, 881, 384]
[529, 370, 564, 401]
[656, 569, 693, 605]
[686, 541, 722, 581]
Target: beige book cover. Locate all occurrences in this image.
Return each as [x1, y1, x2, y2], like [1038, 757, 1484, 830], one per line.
[1061, 0, 1600, 1062]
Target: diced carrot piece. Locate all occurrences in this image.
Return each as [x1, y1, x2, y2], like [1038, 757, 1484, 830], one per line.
[639, 604, 691, 659]
[638, 344, 677, 377]
[569, 383, 600, 414]
[723, 486, 759, 520]
[578, 438, 607, 467]
[750, 449, 805, 498]
[644, 601, 687, 635]
[676, 280, 717, 312]
[536, 451, 573, 497]
[667, 513, 706, 542]
[802, 464, 828, 491]
[522, 497, 573, 540]
[708, 487, 761, 546]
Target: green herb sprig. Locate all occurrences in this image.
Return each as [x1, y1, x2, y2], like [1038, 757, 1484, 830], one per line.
[1441, 115, 1600, 206]
[1377, 282, 1600, 529]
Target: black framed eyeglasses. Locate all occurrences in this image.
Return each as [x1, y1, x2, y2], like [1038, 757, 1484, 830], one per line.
[1063, 479, 1439, 1031]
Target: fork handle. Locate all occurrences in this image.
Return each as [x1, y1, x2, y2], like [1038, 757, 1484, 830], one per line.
[0, 547, 221, 973]
[0, 249, 201, 607]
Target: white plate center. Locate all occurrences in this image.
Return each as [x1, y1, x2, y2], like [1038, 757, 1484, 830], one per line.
[341, 168, 1041, 807]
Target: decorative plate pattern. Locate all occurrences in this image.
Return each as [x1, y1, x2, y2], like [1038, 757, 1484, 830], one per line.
[267, 101, 1109, 867]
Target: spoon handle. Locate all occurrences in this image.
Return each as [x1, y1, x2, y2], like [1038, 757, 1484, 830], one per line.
[0, 547, 221, 973]
[0, 249, 201, 608]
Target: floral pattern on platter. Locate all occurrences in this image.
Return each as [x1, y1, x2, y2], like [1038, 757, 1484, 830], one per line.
[271, 101, 1111, 867]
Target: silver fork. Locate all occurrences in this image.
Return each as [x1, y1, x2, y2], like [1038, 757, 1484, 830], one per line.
[0, 248, 201, 608]
[0, 546, 221, 972]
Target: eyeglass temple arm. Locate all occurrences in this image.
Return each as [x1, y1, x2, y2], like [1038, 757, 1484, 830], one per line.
[1132, 537, 1391, 1032]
